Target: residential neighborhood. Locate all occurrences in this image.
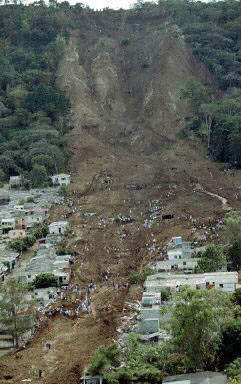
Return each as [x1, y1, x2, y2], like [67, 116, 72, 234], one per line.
[0, 175, 71, 355]
[136, 236, 239, 341]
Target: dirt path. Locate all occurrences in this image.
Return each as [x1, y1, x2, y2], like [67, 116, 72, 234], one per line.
[200, 187, 231, 211]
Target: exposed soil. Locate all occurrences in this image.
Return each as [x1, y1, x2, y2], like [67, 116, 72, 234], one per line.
[2, 10, 241, 384]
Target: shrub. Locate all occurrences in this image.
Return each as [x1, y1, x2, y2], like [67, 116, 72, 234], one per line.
[232, 288, 241, 306]
[226, 358, 241, 379]
[218, 319, 241, 368]
[33, 272, 57, 289]
[58, 185, 68, 196]
[141, 62, 149, 69]
[160, 288, 171, 302]
[120, 38, 130, 46]
[129, 267, 152, 285]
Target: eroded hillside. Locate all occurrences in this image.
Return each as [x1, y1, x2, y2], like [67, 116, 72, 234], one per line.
[2, 9, 241, 384]
[57, 12, 241, 214]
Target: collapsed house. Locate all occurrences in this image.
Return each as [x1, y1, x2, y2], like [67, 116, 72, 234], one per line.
[0, 245, 19, 274]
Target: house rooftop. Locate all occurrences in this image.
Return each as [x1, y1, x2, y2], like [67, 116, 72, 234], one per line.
[51, 173, 70, 177]
[49, 221, 68, 226]
[163, 372, 227, 384]
[146, 272, 238, 281]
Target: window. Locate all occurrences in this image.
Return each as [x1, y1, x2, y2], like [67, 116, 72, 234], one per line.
[219, 284, 224, 288]
[183, 261, 186, 266]
[28, 275, 31, 278]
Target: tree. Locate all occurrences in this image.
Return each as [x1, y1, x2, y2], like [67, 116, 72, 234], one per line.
[31, 154, 55, 173]
[160, 288, 171, 302]
[88, 337, 166, 383]
[199, 103, 217, 151]
[31, 164, 49, 188]
[169, 287, 234, 371]
[196, 245, 226, 273]
[33, 272, 57, 288]
[229, 130, 241, 167]
[180, 80, 210, 114]
[225, 358, 241, 380]
[9, 238, 28, 253]
[218, 319, 241, 369]
[88, 344, 120, 376]
[232, 288, 241, 306]
[224, 212, 241, 243]
[0, 168, 6, 183]
[228, 240, 241, 271]
[0, 278, 35, 348]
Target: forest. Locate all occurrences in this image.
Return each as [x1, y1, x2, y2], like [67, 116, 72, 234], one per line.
[157, 0, 241, 166]
[0, 1, 74, 187]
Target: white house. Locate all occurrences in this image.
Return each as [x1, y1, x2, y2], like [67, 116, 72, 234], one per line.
[144, 272, 238, 293]
[167, 236, 183, 248]
[153, 258, 200, 273]
[163, 372, 227, 384]
[48, 221, 69, 235]
[14, 205, 25, 212]
[9, 176, 22, 189]
[167, 237, 193, 260]
[1, 218, 15, 234]
[142, 292, 161, 305]
[51, 174, 70, 186]
[53, 270, 70, 285]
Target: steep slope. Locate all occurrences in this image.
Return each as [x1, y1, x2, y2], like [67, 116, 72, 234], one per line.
[57, 13, 241, 215]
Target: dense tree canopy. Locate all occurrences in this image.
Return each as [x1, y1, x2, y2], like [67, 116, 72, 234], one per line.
[0, 1, 72, 183]
[196, 245, 226, 273]
[218, 319, 241, 369]
[0, 278, 35, 348]
[169, 287, 233, 371]
[157, 0, 241, 166]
